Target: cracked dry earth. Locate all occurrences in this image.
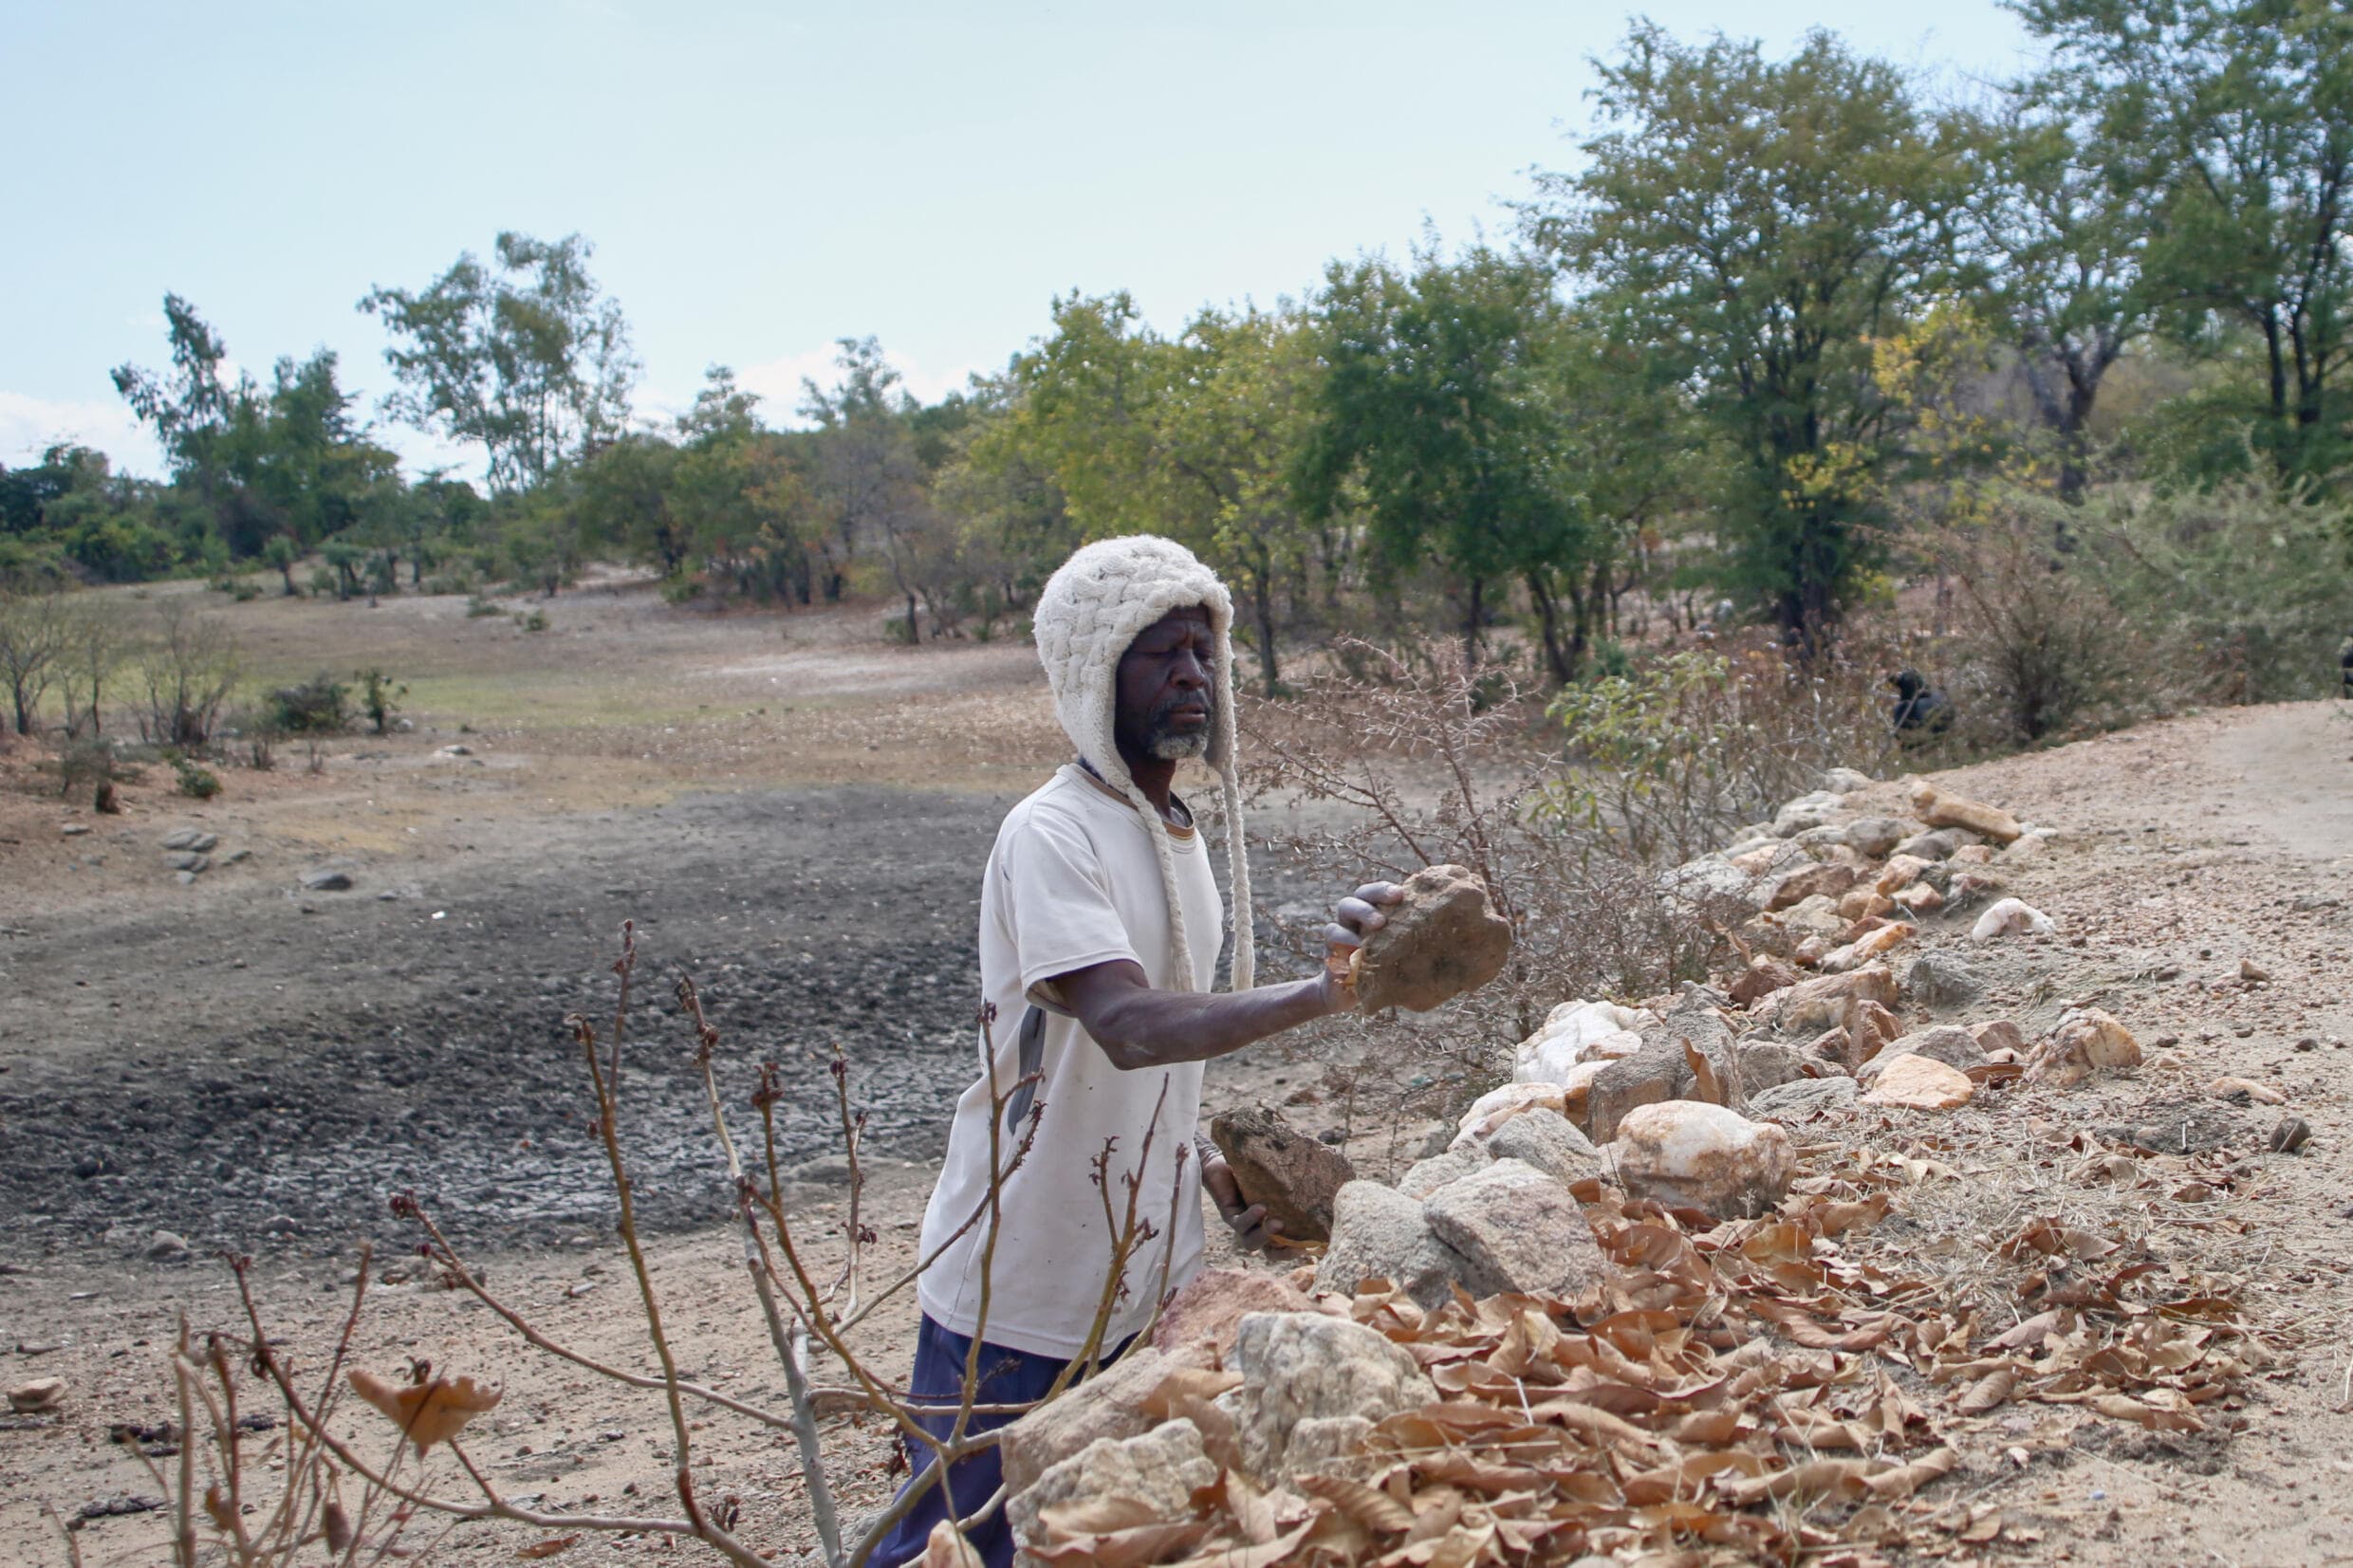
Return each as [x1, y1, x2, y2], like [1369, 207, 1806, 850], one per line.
[1, 699, 2348, 1567]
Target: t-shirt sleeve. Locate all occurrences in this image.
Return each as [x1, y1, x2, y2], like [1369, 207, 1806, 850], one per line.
[999, 807, 1142, 1012]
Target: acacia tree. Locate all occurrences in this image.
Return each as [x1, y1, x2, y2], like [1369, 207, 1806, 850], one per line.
[361, 231, 638, 492]
[2016, 0, 2353, 485]
[800, 339, 936, 633]
[1295, 245, 1588, 676]
[1527, 26, 1972, 655]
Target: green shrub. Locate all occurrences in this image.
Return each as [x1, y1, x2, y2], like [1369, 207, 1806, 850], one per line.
[659, 573, 702, 606]
[266, 673, 350, 733]
[355, 668, 406, 734]
[172, 754, 221, 800]
[465, 593, 502, 618]
[516, 608, 549, 633]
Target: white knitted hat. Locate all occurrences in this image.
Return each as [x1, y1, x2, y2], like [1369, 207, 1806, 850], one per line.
[1032, 536, 1254, 993]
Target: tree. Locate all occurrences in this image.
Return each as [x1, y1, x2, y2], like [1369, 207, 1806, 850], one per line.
[111, 294, 237, 502]
[263, 534, 300, 595]
[0, 589, 65, 734]
[1960, 102, 2156, 501]
[2016, 0, 2353, 485]
[1527, 25, 1973, 654]
[361, 232, 639, 492]
[800, 339, 937, 635]
[1296, 245, 1590, 675]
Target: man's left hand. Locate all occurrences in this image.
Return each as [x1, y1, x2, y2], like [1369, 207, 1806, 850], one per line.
[1201, 1153, 1281, 1252]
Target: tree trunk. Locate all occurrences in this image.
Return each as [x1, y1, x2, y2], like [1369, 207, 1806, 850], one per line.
[1461, 576, 1484, 674]
[1525, 569, 1574, 685]
[1251, 564, 1281, 696]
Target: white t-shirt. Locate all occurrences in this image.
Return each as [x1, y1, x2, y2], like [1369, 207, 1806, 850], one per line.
[914, 764, 1222, 1358]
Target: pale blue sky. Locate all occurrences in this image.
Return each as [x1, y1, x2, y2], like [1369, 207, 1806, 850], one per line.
[2, 1, 2037, 478]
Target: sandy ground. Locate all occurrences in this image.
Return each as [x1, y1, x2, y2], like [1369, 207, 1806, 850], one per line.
[0, 577, 2348, 1565]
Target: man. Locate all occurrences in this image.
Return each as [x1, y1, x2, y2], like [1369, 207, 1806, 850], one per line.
[871, 536, 1396, 1568]
[2338, 628, 2352, 697]
[1889, 669, 1954, 738]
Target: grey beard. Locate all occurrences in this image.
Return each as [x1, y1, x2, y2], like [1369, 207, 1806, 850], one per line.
[1146, 728, 1209, 761]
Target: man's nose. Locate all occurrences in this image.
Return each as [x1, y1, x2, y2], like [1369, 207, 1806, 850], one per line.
[1172, 648, 1209, 689]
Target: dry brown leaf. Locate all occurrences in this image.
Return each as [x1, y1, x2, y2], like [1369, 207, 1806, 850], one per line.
[913, 1522, 978, 1568]
[517, 1536, 583, 1561]
[1294, 1473, 1413, 1535]
[347, 1368, 501, 1454]
[1956, 1367, 2017, 1414]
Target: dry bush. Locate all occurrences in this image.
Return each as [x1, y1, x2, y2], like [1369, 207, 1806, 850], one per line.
[137, 600, 241, 749]
[99, 923, 1176, 1568]
[1936, 516, 2153, 748]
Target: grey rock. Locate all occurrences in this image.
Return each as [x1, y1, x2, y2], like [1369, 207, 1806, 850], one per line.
[1397, 1144, 1493, 1200]
[300, 869, 353, 892]
[1747, 1078, 1861, 1121]
[175, 871, 196, 886]
[1823, 766, 1875, 794]
[222, 848, 251, 865]
[160, 828, 216, 852]
[1313, 1180, 1478, 1310]
[164, 851, 209, 873]
[1422, 1158, 1610, 1302]
[1771, 790, 1844, 837]
[1733, 1039, 1809, 1094]
[1585, 1040, 1683, 1142]
[1893, 829, 1957, 861]
[1657, 857, 1757, 918]
[1009, 1418, 1215, 1558]
[1228, 1311, 1426, 1482]
[146, 1230, 190, 1262]
[1857, 1024, 1988, 1086]
[997, 1342, 1211, 1499]
[60, 823, 89, 837]
[1902, 952, 1985, 1007]
[1842, 816, 1908, 858]
[1484, 1108, 1602, 1185]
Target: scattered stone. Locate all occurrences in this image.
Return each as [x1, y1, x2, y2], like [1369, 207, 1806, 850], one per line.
[2270, 1116, 2312, 1154]
[1423, 1158, 1611, 1302]
[2209, 1076, 2287, 1106]
[1773, 894, 1849, 939]
[1872, 855, 1935, 896]
[1771, 791, 1843, 837]
[222, 848, 251, 865]
[1901, 951, 1984, 1007]
[1970, 1019, 2029, 1057]
[2239, 957, 2271, 983]
[1658, 857, 1760, 918]
[1584, 1040, 1684, 1142]
[1729, 957, 1801, 1006]
[1512, 999, 1654, 1084]
[1821, 921, 1914, 972]
[1767, 964, 1899, 1032]
[1890, 882, 1945, 915]
[1838, 888, 1897, 922]
[1863, 1055, 1976, 1110]
[1608, 1102, 1795, 1218]
[1907, 783, 2024, 844]
[301, 869, 353, 892]
[1733, 1039, 1808, 1094]
[1894, 828, 1956, 861]
[1484, 1108, 1602, 1185]
[1858, 1025, 1989, 1084]
[8, 1377, 65, 1413]
[438, 744, 473, 757]
[160, 828, 217, 852]
[1010, 1418, 1217, 1558]
[1971, 897, 2054, 943]
[262, 1214, 300, 1234]
[60, 823, 89, 838]
[1453, 1081, 1571, 1147]
[1727, 840, 1809, 878]
[1313, 1180, 1479, 1309]
[74, 1495, 162, 1523]
[1350, 863, 1512, 1013]
[175, 870, 196, 886]
[1398, 1145, 1494, 1200]
[1208, 1107, 1354, 1245]
[2026, 1008, 2143, 1088]
[1746, 1077, 1861, 1122]
[1768, 861, 1858, 912]
[1824, 766, 1876, 795]
[1151, 1269, 1311, 1356]
[145, 1230, 190, 1262]
[1227, 1311, 1429, 1483]
[1949, 843, 1997, 866]
[997, 1341, 1212, 1499]
[164, 851, 209, 873]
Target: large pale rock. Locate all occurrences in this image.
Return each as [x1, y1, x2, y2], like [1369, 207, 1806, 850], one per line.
[1872, 855, 1936, 896]
[1840, 888, 1898, 922]
[1857, 1024, 1988, 1085]
[1484, 1109, 1602, 1185]
[1894, 828, 1958, 861]
[1209, 1107, 1354, 1245]
[1352, 863, 1512, 1013]
[1512, 999, 1654, 1085]
[1152, 1268, 1313, 1356]
[1728, 840, 1810, 878]
[1608, 1102, 1795, 1218]
[1313, 1180, 1477, 1308]
[1227, 1311, 1428, 1482]
[2025, 1008, 2143, 1089]
[1863, 1055, 1974, 1110]
[1421, 1159, 1610, 1302]
[1584, 1040, 1683, 1142]
[1009, 1418, 1217, 1559]
[1397, 1145, 1493, 1200]
[1768, 861, 1858, 912]
[1971, 1019, 2029, 1057]
[1907, 783, 2024, 844]
[1775, 894, 1849, 937]
[998, 1341, 1213, 1499]
[1971, 897, 2055, 943]
[1747, 1077, 1860, 1121]
[1452, 1081, 1569, 1147]
[1824, 766, 1877, 795]
[1638, 985, 1742, 1098]
[1767, 965, 1899, 1032]
[1658, 857, 1759, 919]
[1771, 791, 1844, 837]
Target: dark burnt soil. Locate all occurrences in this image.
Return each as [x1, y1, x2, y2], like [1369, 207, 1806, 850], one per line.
[0, 787, 1020, 1261]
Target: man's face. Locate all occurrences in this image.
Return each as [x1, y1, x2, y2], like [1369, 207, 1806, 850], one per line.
[1115, 606, 1215, 763]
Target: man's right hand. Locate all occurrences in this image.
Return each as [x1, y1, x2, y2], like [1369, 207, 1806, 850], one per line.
[1319, 881, 1403, 1012]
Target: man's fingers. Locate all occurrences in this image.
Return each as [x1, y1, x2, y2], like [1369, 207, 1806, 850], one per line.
[1354, 881, 1405, 907]
[1333, 896, 1386, 934]
[1323, 922, 1363, 950]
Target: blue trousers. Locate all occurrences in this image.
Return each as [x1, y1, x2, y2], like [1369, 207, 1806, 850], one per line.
[867, 1314, 1126, 1568]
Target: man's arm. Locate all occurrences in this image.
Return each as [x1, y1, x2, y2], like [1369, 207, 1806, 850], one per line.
[1050, 882, 1399, 1072]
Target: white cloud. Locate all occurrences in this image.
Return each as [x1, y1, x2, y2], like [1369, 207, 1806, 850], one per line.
[0, 391, 161, 475]
[735, 345, 982, 428]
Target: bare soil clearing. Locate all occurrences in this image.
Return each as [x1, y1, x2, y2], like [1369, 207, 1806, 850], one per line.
[1, 581, 2349, 1565]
